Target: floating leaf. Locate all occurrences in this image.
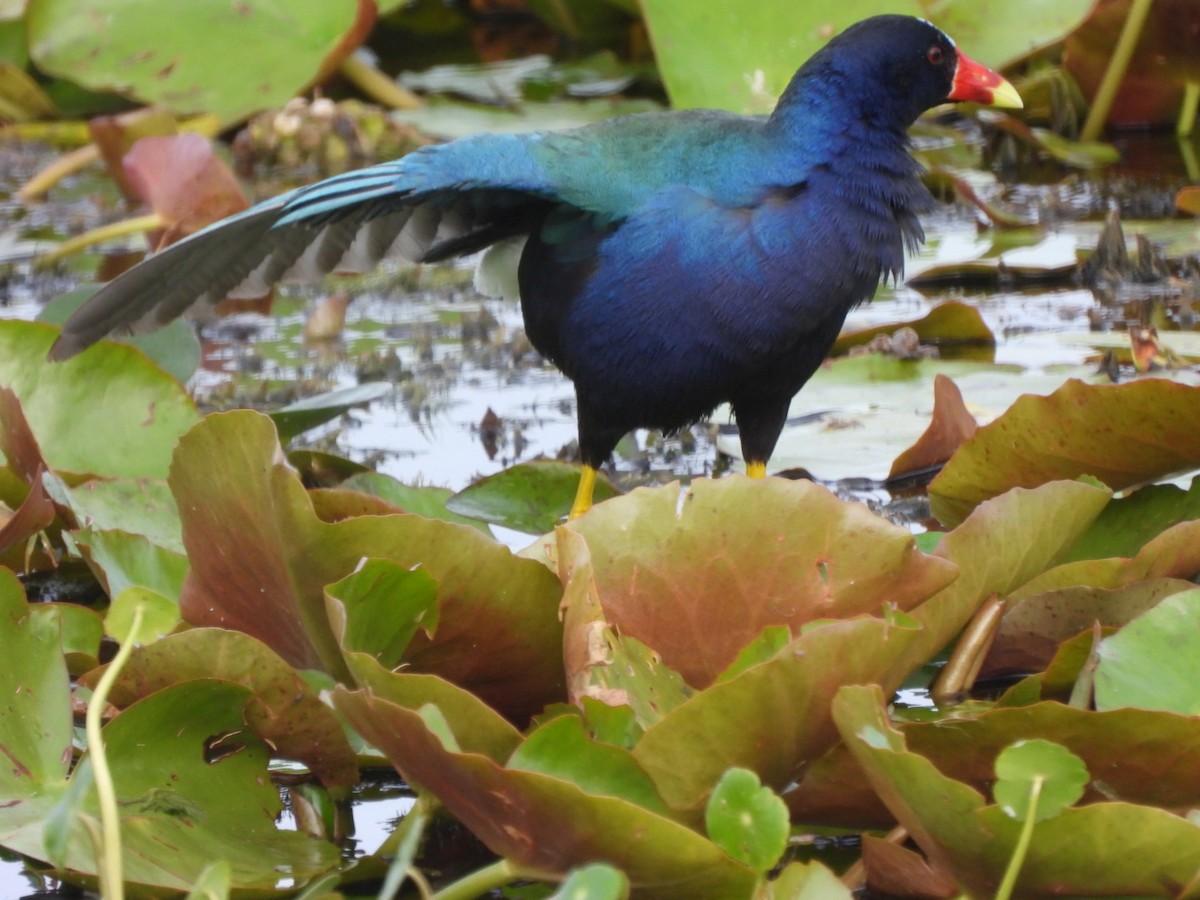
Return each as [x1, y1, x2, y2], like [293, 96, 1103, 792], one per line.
[562, 477, 957, 688]
[993, 739, 1088, 822]
[0, 320, 199, 480]
[930, 379, 1200, 527]
[1064, 477, 1200, 562]
[889, 374, 978, 479]
[704, 768, 789, 873]
[324, 559, 439, 668]
[1096, 588, 1200, 714]
[447, 460, 620, 534]
[82, 628, 359, 789]
[833, 300, 995, 356]
[269, 382, 394, 442]
[341, 471, 490, 532]
[27, 0, 365, 123]
[169, 410, 564, 722]
[835, 684, 1200, 897]
[333, 686, 759, 898]
[550, 863, 630, 900]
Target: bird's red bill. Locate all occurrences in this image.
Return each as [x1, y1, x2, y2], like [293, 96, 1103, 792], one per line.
[949, 51, 1023, 108]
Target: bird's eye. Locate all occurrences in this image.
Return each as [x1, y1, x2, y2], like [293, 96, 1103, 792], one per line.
[927, 45, 945, 65]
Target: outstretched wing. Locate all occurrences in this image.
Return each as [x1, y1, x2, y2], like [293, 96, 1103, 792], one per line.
[49, 132, 562, 360]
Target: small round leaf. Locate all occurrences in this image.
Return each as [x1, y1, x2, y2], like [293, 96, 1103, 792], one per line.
[704, 767, 789, 873]
[994, 739, 1089, 822]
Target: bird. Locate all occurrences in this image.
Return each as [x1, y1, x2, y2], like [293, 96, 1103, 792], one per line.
[49, 15, 1021, 520]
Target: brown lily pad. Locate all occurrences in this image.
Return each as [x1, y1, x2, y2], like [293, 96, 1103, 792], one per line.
[889, 374, 978, 479]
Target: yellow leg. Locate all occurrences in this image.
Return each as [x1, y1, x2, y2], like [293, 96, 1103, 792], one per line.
[746, 460, 767, 479]
[569, 465, 598, 520]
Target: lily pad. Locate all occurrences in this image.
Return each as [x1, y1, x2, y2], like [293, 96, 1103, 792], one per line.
[333, 686, 760, 899]
[341, 471, 490, 532]
[27, 0, 364, 123]
[562, 477, 957, 689]
[835, 684, 1200, 898]
[1095, 588, 1200, 715]
[269, 382, 395, 442]
[930, 378, 1200, 527]
[169, 410, 565, 722]
[0, 320, 199, 480]
[447, 460, 621, 533]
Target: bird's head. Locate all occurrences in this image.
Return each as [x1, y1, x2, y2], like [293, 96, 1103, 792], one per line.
[777, 15, 1022, 132]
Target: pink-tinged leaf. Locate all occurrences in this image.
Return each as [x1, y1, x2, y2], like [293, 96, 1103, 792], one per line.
[123, 133, 249, 248]
[563, 477, 957, 689]
[170, 410, 564, 723]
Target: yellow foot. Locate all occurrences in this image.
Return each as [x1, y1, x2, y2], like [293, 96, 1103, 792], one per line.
[746, 460, 767, 479]
[568, 465, 598, 520]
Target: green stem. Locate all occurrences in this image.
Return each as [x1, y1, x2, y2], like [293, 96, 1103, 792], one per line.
[995, 777, 1042, 900]
[1179, 81, 1199, 138]
[86, 605, 144, 900]
[1081, 0, 1155, 141]
[431, 859, 520, 900]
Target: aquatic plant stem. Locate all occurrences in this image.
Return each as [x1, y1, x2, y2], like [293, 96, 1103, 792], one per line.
[86, 604, 144, 900]
[431, 859, 519, 900]
[995, 776, 1043, 900]
[1179, 81, 1198, 138]
[1080, 0, 1153, 141]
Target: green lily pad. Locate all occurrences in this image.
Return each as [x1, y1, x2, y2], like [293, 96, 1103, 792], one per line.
[704, 768, 789, 873]
[930, 378, 1200, 527]
[551, 863, 630, 900]
[993, 739, 1089, 822]
[1095, 588, 1200, 715]
[71, 527, 189, 603]
[831, 300, 995, 356]
[447, 460, 621, 534]
[639, 0, 1091, 112]
[44, 473, 183, 553]
[27, 0, 363, 123]
[835, 684, 1200, 898]
[0, 320, 199, 480]
[333, 686, 760, 899]
[1064, 477, 1200, 562]
[81, 627, 359, 789]
[269, 382, 395, 443]
[324, 558, 439, 668]
[341, 471, 491, 532]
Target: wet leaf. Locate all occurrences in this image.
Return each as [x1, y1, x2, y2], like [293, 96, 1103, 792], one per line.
[562, 477, 957, 688]
[833, 300, 995, 355]
[993, 739, 1088, 822]
[551, 863, 630, 900]
[27, 0, 364, 123]
[269, 382, 394, 442]
[0, 320, 200, 480]
[170, 410, 564, 722]
[447, 460, 621, 534]
[640, 0, 1091, 112]
[324, 558, 439, 668]
[835, 684, 1200, 898]
[342, 471, 491, 532]
[1063, 477, 1200, 562]
[105, 584, 179, 643]
[508, 714, 668, 815]
[889, 374, 978, 479]
[72, 527, 189, 603]
[81, 628, 359, 788]
[333, 686, 760, 898]
[704, 768, 789, 873]
[929, 379, 1200, 527]
[631, 615, 926, 817]
[764, 861, 853, 899]
[45, 473, 183, 553]
[985, 578, 1192, 675]
[1095, 588, 1200, 714]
